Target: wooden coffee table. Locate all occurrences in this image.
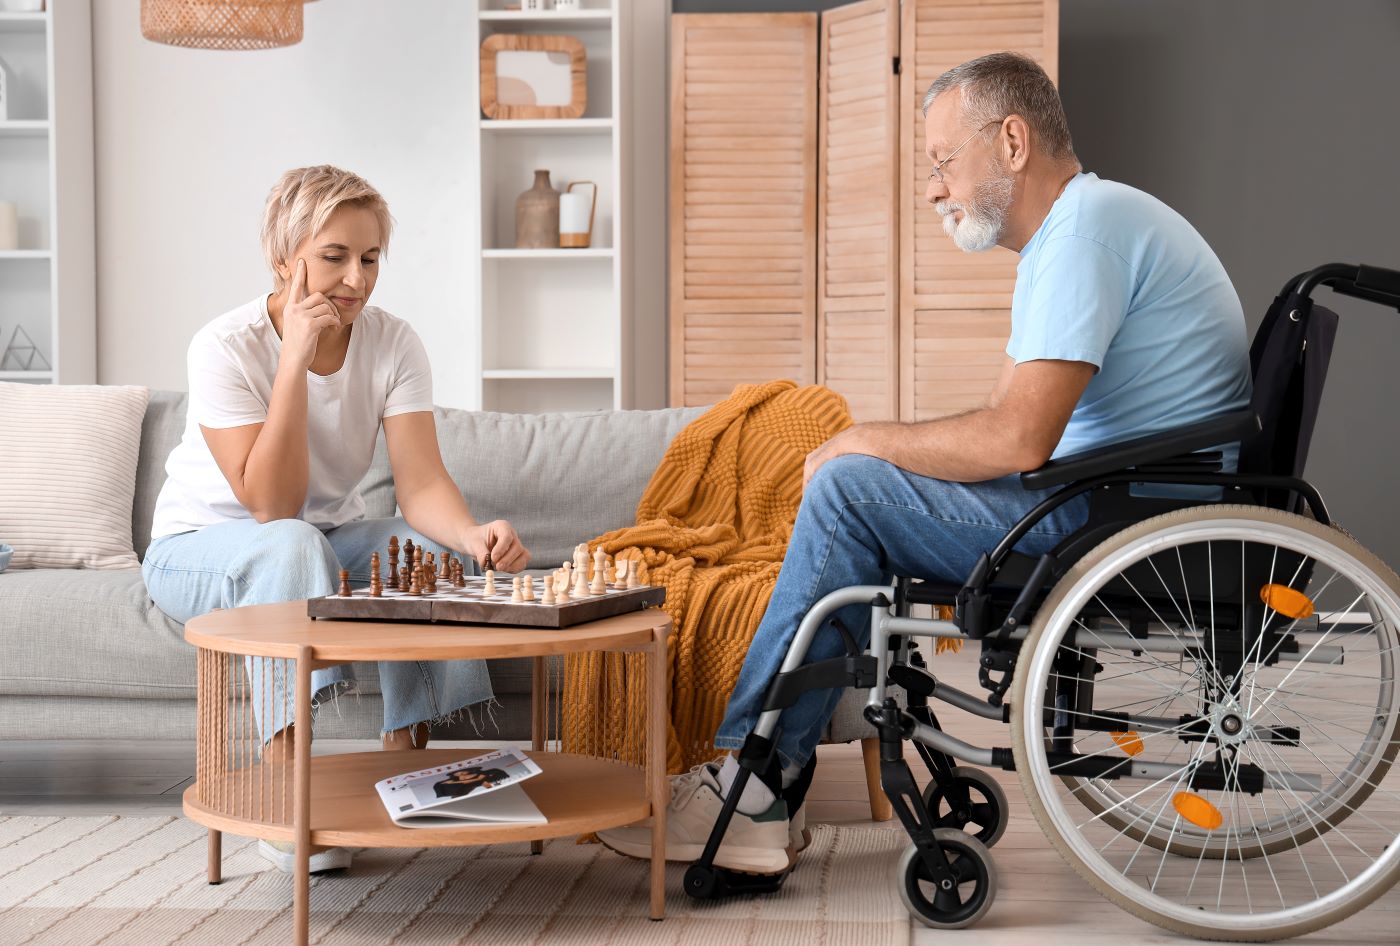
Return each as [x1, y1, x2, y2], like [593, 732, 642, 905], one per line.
[183, 601, 671, 946]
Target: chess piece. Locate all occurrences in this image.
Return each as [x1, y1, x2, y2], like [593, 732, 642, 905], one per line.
[560, 561, 573, 593]
[484, 570, 497, 595]
[591, 547, 608, 595]
[338, 569, 352, 597]
[439, 554, 451, 583]
[574, 543, 590, 578]
[388, 536, 400, 585]
[626, 564, 641, 590]
[523, 575, 535, 601]
[370, 552, 382, 597]
[555, 580, 569, 603]
[613, 558, 630, 590]
[408, 565, 422, 596]
[403, 539, 415, 572]
[572, 568, 590, 599]
[511, 576, 524, 603]
[541, 580, 556, 606]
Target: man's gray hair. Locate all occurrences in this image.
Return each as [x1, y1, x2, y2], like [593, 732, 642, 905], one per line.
[922, 51, 1074, 161]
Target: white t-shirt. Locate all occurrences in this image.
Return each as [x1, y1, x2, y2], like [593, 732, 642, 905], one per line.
[150, 295, 435, 540]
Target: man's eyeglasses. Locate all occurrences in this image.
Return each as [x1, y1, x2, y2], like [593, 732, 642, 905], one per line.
[927, 119, 1004, 184]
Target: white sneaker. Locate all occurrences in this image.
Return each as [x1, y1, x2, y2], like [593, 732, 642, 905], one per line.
[790, 802, 810, 853]
[597, 763, 793, 874]
[258, 839, 353, 873]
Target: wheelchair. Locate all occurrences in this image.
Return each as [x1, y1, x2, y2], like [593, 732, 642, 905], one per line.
[684, 263, 1400, 941]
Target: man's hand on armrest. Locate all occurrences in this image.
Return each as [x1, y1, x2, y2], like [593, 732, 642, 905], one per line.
[804, 359, 1095, 486]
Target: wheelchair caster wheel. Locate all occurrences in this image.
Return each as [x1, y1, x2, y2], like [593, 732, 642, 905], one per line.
[683, 863, 721, 900]
[922, 766, 1009, 848]
[897, 828, 997, 930]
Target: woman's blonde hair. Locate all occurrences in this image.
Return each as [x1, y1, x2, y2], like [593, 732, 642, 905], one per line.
[260, 165, 394, 290]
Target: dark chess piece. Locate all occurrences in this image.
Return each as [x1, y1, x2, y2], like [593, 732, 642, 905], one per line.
[338, 569, 352, 597]
[370, 552, 382, 597]
[388, 537, 400, 585]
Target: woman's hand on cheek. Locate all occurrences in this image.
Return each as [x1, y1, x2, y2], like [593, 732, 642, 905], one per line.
[280, 258, 343, 371]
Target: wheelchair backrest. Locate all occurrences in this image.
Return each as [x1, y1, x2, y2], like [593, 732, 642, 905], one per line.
[1238, 292, 1339, 481]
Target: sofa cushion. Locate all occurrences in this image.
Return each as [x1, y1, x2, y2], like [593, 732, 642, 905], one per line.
[133, 390, 188, 561]
[0, 568, 193, 699]
[358, 406, 707, 568]
[1, 383, 150, 569]
[0, 566, 546, 701]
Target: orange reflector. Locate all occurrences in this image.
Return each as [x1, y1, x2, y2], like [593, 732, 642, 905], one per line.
[1260, 583, 1315, 620]
[1172, 791, 1223, 830]
[1111, 731, 1144, 756]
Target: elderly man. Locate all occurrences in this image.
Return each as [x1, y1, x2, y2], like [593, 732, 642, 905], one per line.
[599, 51, 1251, 875]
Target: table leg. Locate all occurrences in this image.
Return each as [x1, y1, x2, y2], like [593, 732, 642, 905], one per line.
[293, 647, 312, 946]
[207, 829, 222, 884]
[648, 635, 668, 920]
[531, 655, 546, 856]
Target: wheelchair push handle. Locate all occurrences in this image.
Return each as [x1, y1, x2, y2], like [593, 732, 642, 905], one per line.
[1293, 262, 1400, 313]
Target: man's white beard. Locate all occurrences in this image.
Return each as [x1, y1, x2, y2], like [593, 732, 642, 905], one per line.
[936, 162, 1015, 252]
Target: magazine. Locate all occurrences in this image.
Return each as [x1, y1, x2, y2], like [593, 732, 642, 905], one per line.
[374, 747, 546, 828]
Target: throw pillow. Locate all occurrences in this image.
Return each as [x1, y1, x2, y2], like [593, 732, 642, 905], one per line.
[0, 383, 150, 569]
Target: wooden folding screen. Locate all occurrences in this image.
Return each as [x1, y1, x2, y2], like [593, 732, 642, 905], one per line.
[816, 0, 900, 423]
[670, 1, 1058, 421]
[899, 0, 1059, 420]
[668, 14, 819, 408]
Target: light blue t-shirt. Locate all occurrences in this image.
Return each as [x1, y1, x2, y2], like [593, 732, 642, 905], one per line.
[1008, 172, 1252, 464]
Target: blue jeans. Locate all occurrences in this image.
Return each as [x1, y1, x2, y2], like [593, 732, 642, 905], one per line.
[713, 455, 1090, 769]
[143, 516, 493, 741]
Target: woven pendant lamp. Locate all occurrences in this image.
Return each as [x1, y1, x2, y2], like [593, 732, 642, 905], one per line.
[141, 0, 305, 51]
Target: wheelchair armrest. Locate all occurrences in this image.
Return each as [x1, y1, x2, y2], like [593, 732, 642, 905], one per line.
[1019, 409, 1260, 492]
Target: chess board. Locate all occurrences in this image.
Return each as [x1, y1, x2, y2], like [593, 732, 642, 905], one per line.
[307, 574, 666, 629]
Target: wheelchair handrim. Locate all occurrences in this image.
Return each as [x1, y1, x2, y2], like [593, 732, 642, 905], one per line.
[1016, 509, 1400, 936]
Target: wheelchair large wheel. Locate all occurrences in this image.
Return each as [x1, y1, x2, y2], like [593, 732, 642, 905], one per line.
[1010, 505, 1400, 941]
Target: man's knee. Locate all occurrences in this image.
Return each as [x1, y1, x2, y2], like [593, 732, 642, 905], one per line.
[805, 454, 899, 510]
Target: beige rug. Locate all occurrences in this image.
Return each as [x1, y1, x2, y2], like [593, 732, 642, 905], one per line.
[0, 815, 911, 945]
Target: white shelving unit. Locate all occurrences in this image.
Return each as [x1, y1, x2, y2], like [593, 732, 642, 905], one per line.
[467, 0, 631, 413]
[0, 2, 94, 385]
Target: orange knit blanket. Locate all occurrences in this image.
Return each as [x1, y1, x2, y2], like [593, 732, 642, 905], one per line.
[559, 380, 853, 773]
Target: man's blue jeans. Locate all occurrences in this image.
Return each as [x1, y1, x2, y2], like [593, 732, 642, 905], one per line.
[143, 516, 494, 741]
[713, 455, 1089, 770]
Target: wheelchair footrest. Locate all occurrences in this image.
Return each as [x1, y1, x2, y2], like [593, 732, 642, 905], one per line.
[683, 863, 790, 900]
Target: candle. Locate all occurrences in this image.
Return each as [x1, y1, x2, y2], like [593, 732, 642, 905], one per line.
[0, 202, 18, 252]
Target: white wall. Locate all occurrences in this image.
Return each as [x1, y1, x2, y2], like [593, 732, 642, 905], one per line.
[92, 0, 668, 409]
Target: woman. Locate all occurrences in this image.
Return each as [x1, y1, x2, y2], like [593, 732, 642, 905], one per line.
[143, 165, 530, 871]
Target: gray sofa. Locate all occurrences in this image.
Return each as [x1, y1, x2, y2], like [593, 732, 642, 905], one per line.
[0, 391, 883, 776]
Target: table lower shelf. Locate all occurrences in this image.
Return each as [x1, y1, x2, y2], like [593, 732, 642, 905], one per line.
[183, 749, 650, 848]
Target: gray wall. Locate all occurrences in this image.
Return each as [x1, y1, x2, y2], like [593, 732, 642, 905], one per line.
[1060, 0, 1400, 562]
[676, 0, 1400, 562]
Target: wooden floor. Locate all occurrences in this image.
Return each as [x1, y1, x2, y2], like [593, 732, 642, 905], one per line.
[3, 648, 1397, 944]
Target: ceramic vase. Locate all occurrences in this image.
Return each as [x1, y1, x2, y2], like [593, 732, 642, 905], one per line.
[515, 170, 560, 249]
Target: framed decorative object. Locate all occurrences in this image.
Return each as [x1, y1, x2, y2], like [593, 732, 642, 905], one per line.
[480, 34, 587, 120]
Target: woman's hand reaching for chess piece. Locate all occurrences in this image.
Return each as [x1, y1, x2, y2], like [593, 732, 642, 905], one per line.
[464, 520, 529, 573]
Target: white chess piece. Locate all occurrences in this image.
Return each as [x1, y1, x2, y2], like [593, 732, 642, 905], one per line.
[626, 564, 641, 590]
[561, 561, 573, 593]
[483, 569, 497, 595]
[613, 558, 630, 590]
[591, 547, 608, 595]
[523, 575, 535, 602]
[541, 581, 556, 606]
[511, 575, 524, 602]
[574, 543, 590, 578]
[572, 568, 591, 598]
